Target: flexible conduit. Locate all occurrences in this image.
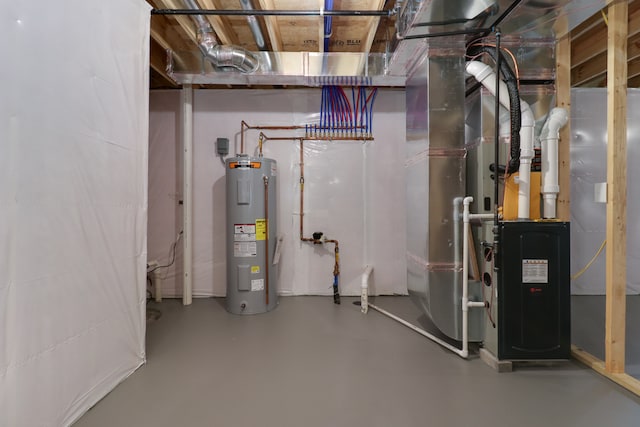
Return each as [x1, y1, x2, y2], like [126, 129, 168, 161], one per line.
[466, 44, 521, 172]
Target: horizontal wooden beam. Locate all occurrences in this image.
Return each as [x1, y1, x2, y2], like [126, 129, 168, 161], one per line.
[150, 37, 178, 86]
[572, 50, 606, 86]
[572, 31, 640, 86]
[629, 56, 640, 80]
[629, 73, 640, 86]
[257, 0, 283, 51]
[199, 0, 239, 45]
[572, 0, 640, 68]
[572, 346, 640, 396]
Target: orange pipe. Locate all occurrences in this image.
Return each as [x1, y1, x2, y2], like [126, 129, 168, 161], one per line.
[263, 175, 269, 305]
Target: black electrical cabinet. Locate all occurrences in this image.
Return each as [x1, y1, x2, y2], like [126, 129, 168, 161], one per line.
[497, 221, 570, 360]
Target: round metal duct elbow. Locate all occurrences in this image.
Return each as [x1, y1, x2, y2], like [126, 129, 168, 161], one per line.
[197, 31, 260, 74]
[208, 44, 260, 73]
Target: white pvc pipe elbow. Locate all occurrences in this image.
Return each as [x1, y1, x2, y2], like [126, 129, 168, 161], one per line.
[361, 265, 373, 314]
[540, 108, 569, 219]
[465, 61, 511, 110]
[466, 61, 535, 220]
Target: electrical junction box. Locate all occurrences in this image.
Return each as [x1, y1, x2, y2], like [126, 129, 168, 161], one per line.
[216, 137, 229, 156]
[497, 221, 570, 360]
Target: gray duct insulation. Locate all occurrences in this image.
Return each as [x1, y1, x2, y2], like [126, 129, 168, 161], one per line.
[184, 0, 260, 73]
[240, 0, 266, 51]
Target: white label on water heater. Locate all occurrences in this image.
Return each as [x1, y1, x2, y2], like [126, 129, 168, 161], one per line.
[235, 224, 256, 234]
[522, 259, 548, 284]
[271, 163, 277, 177]
[234, 233, 256, 242]
[234, 242, 257, 257]
[251, 279, 264, 291]
[234, 223, 256, 243]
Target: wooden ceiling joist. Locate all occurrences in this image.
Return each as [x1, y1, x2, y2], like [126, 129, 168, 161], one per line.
[361, 0, 385, 54]
[572, 0, 640, 68]
[150, 12, 201, 73]
[150, 37, 178, 86]
[257, 0, 283, 51]
[152, 0, 198, 42]
[571, 0, 640, 87]
[199, 0, 240, 46]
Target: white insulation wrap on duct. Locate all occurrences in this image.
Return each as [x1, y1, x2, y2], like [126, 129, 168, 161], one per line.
[571, 89, 640, 294]
[148, 89, 407, 297]
[0, 1, 150, 425]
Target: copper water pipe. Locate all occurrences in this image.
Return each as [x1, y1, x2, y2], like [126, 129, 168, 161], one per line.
[325, 239, 340, 278]
[240, 120, 248, 154]
[255, 132, 343, 303]
[240, 121, 305, 154]
[263, 175, 270, 305]
[256, 133, 372, 242]
[240, 121, 372, 154]
[299, 138, 313, 243]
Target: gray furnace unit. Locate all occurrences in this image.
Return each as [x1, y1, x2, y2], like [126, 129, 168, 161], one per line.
[226, 154, 278, 314]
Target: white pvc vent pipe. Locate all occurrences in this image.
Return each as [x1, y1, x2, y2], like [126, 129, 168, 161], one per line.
[360, 265, 373, 313]
[465, 61, 535, 219]
[366, 198, 489, 359]
[540, 108, 569, 218]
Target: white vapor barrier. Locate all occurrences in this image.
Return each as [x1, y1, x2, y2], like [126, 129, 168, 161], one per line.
[570, 88, 640, 294]
[0, 1, 150, 425]
[148, 89, 407, 297]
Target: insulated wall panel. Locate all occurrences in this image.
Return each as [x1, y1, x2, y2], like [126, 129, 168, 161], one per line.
[571, 88, 640, 294]
[0, 1, 150, 425]
[148, 89, 406, 297]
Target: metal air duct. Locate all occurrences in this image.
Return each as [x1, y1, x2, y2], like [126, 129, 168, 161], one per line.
[184, 0, 260, 73]
[239, 0, 267, 51]
[406, 46, 485, 342]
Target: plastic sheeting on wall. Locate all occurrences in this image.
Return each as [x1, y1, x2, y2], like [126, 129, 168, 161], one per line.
[0, 1, 150, 425]
[148, 89, 407, 298]
[570, 88, 640, 294]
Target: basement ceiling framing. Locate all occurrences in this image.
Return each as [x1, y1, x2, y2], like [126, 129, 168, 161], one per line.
[148, 0, 640, 89]
[146, 0, 396, 88]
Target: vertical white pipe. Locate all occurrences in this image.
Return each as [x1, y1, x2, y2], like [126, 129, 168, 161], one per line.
[517, 103, 535, 220]
[153, 271, 162, 303]
[462, 197, 473, 358]
[541, 138, 558, 218]
[465, 61, 536, 220]
[367, 193, 487, 359]
[461, 199, 492, 358]
[182, 85, 193, 306]
[361, 265, 373, 313]
[540, 108, 568, 218]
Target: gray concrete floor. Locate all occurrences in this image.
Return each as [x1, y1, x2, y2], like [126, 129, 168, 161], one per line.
[571, 295, 640, 379]
[75, 296, 640, 427]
